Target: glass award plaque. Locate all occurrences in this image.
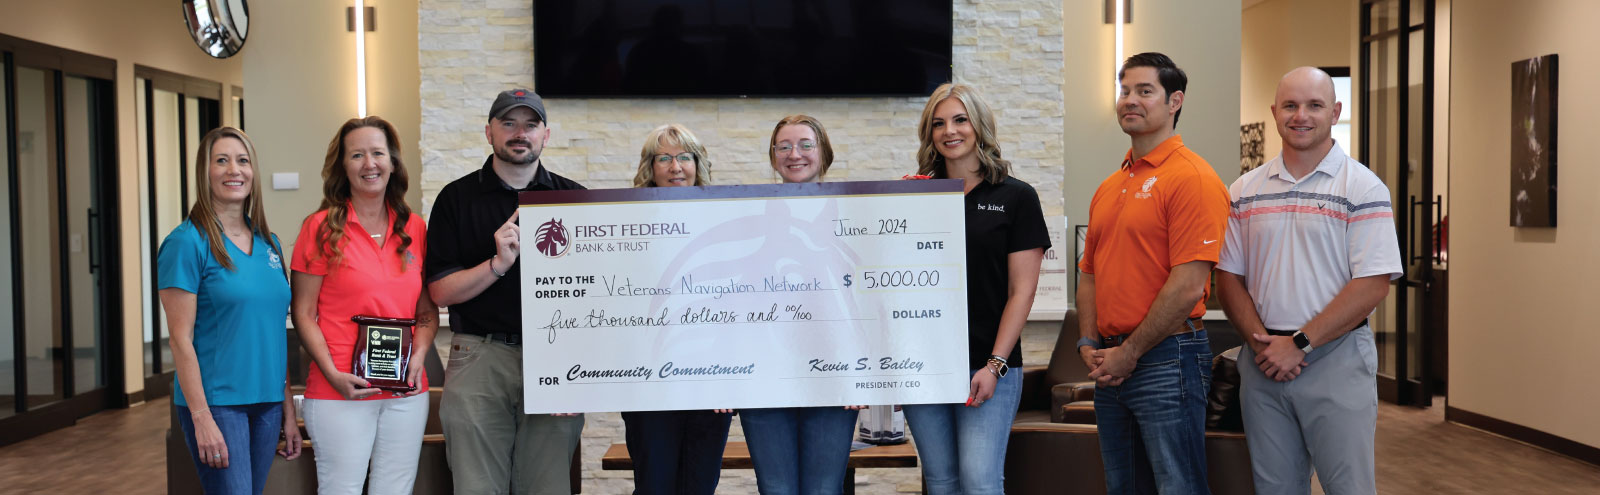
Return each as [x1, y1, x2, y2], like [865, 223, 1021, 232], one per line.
[351, 315, 417, 392]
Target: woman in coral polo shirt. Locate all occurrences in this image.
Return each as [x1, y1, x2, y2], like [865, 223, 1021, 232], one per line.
[290, 116, 439, 494]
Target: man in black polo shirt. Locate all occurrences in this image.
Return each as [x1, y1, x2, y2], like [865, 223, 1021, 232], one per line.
[426, 89, 584, 494]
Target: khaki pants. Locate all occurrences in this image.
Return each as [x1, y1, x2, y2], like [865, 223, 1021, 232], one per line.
[441, 333, 584, 495]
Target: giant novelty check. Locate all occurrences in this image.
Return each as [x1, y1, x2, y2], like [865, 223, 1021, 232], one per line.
[517, 180, 968, 413]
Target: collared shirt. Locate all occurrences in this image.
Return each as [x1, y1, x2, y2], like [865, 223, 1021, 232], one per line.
[291, 205, 429, 400]
[158, 221, 289, 407]
[425, 157, 585, 335]
[1217, 142, 1403, 330]
[963, 176, 1051, 369]
[1079, 134, 1231, 337]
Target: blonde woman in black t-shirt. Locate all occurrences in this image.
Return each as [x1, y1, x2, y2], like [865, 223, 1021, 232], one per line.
[903, 83, 1050, 494]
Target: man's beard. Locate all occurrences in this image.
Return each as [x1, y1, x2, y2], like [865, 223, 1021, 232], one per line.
[495, 139, 540, 165]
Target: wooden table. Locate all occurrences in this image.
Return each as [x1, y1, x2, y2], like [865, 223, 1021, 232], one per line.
[602, 441, 920, 494]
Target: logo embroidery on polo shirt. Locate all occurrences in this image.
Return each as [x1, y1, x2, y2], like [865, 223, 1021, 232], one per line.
[1135, 177, 1158, 199]
[268, 251, 283, 270]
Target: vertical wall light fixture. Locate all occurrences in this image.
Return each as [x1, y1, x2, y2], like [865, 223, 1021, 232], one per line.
[348, 3, 376, 117]
[1106, 0, 1132, 102]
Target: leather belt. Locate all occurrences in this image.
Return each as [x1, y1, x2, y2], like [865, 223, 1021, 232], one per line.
[1265, 318, 1369, 337]
[1100, 317, 1204, 349]
[484, 332, 521, 346]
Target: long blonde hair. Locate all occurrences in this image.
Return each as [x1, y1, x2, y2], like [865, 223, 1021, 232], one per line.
[311, 116, 414, 269]
[632, 124, 713, 188]
[187, 127, 278, 271]
[915, 83, 1010, 184]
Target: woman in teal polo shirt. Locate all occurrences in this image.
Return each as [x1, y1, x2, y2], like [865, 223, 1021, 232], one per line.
[159, 127, 301, 494]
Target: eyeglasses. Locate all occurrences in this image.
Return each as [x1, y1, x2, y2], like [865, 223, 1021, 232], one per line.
[773, 140, 817, 154]
[654, 152, 695, 165]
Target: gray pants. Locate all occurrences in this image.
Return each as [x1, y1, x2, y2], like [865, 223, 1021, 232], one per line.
[1239, 327, 1378, 495]
[441, 333, 584, 495]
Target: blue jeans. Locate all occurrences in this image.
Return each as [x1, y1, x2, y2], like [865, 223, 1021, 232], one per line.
[622, 410, 734, 495]
[1094, 329, 1213, 495]
[902, 368, 1022, 495]
[177, 402, 284, 495]
[738, 406, 858, 495]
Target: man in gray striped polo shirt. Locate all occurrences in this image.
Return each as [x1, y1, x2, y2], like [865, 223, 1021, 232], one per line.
[1216, 67, 1403, 495]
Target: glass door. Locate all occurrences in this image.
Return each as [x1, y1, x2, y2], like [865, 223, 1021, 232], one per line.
[0, 37, 121, 446]
[133, 67, 222, 398]
[1360, 0, 1439, 406]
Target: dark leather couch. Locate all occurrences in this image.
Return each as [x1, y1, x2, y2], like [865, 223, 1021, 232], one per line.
[1007, 309, 1256, 495]
[1015, 310, 1092, 425]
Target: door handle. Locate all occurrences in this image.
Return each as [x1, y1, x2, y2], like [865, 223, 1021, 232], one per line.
[1408, 195, 1419, 264]
[1433, 195, 1443, 265]
[1409, 195, 1442, 265]
[87, 207, 99, 274]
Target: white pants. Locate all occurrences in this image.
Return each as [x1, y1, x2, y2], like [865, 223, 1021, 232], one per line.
[302, 393, 429, 495]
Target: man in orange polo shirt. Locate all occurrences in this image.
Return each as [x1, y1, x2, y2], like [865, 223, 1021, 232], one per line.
[1076, 52, 1231, 495]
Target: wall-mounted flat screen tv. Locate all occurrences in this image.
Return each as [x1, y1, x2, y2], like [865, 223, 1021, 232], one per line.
[534, 0, 953, 97]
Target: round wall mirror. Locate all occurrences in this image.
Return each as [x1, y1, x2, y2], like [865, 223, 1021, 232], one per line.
[183, 0, 250, 58]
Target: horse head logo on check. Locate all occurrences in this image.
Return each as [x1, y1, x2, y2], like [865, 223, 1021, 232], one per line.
[535, 218, 572, 258]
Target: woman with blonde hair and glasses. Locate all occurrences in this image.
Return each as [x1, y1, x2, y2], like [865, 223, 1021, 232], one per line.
[159, 126, 301, 494]
[290, 116, 438, 494]
[632, 123, 713, 188]
[622, 124, 734, 494]
[902, 83, 1049, 494]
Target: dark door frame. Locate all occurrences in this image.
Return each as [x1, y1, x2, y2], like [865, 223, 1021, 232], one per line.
[0, 32, 123, 447]
[1359, 0, 1437, 407]
[132, 65, 223, 400]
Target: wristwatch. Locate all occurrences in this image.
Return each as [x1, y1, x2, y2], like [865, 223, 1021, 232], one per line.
[986, 356, 1009, 378]
[1291, 331, 1314, 354]
[1076, 336, 1102, 351]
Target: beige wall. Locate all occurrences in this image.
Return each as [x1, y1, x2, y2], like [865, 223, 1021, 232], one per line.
[244, 0, 423, 250]
[1240, 0, 1352, 165]
[1450, 0, 1600, 448]
[0, 0, 242, 396]
[1061, 0, 1243, 242]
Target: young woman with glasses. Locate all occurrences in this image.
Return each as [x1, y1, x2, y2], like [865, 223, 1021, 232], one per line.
[738, 115, 865, 495]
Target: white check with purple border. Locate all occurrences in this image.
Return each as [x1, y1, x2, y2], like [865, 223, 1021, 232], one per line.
[516, 180, 969, 413]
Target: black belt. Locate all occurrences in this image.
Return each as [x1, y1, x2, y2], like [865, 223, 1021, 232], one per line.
[1100, 317, 1204, 349]
[1265, 318, 1369, 337]
[484, 332, 521, 346]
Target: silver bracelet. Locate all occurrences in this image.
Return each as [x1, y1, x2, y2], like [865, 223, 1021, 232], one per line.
[488, 256, 505, 277]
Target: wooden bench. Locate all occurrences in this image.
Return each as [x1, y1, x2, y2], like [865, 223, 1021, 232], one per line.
[602, 441, 919, 494]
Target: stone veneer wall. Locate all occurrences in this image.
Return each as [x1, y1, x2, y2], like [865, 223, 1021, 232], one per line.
[418, 0, 1065, 216]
